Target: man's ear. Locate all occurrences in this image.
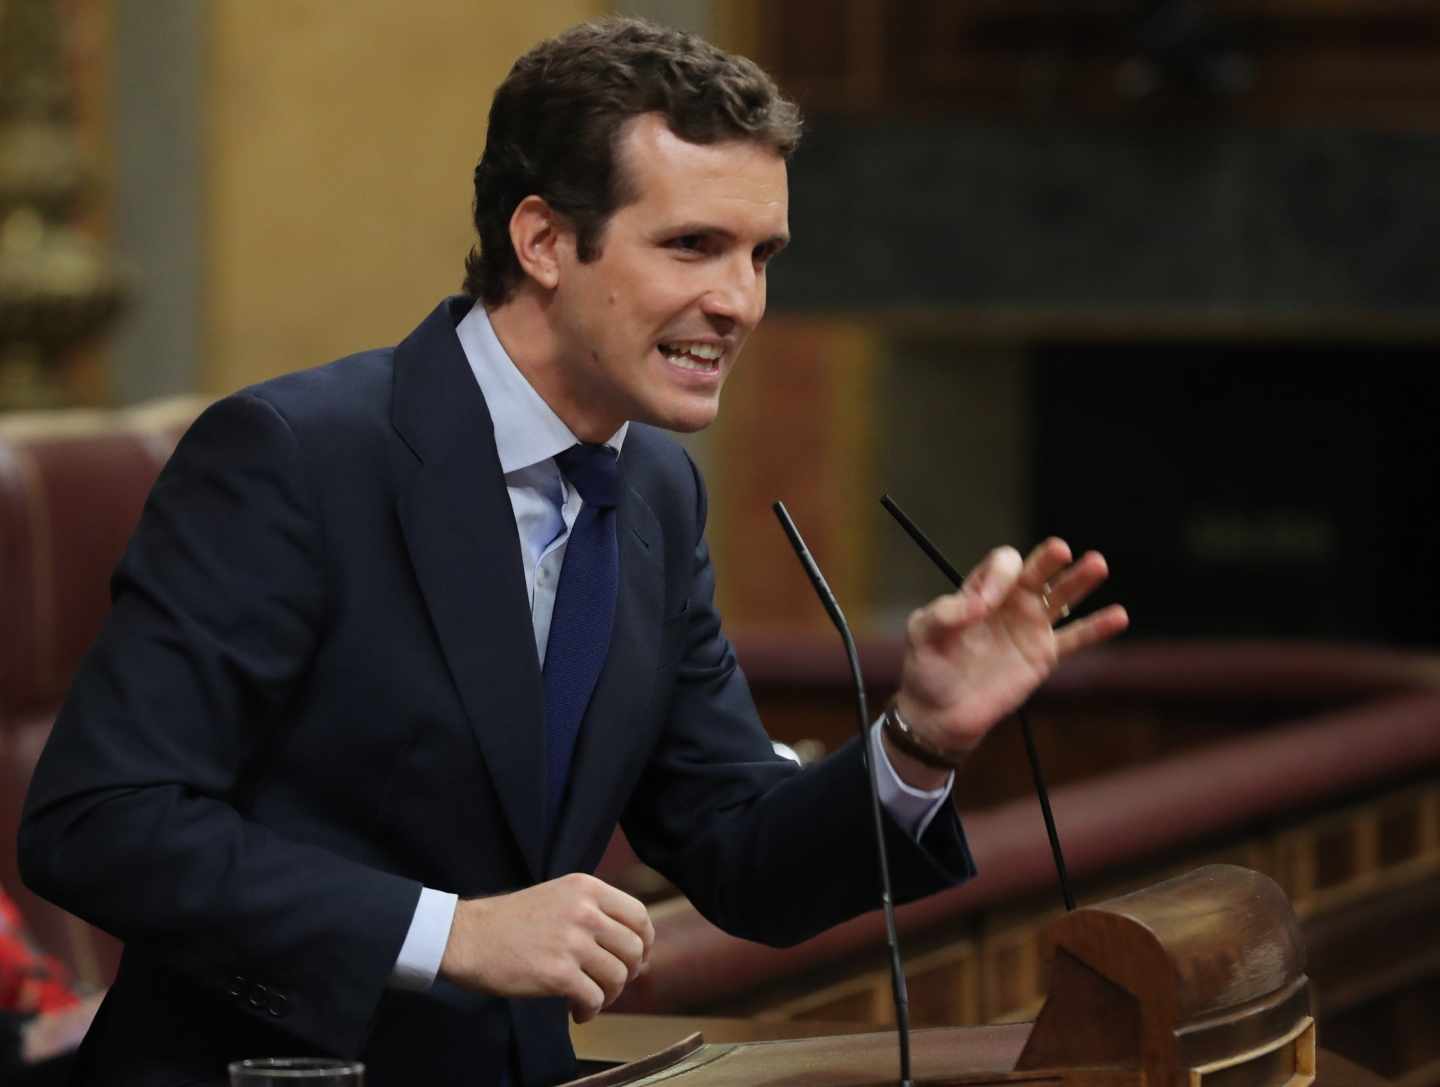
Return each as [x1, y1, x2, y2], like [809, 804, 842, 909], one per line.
[509, 195, 568, 290]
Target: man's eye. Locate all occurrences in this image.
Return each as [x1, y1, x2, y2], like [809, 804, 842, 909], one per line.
[757, 236, 791, 265]
[671, 234, 706, 252]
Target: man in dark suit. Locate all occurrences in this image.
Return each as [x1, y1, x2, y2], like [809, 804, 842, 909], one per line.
[19, 17, 1126, 1087]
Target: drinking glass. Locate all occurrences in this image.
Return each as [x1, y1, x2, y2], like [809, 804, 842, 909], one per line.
[228, 1057, 365, 1085]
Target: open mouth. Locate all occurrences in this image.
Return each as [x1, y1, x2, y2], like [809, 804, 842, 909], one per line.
[658, 340, 723, 374]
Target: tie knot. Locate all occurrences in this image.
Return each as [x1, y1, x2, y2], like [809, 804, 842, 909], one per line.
[554, 443, 620, 509]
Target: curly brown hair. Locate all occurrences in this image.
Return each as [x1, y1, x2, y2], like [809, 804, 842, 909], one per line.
[462, 16, 802, 307]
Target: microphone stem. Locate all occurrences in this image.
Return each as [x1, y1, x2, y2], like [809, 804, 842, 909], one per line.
[1018, 708, 1075, 912]
[880, 493, 1077, 914]
[842, 624, 914, 1087]
[774, 502, 913, 1087]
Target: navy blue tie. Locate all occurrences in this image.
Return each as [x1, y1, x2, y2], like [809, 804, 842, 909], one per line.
[543, 443, 620, 833]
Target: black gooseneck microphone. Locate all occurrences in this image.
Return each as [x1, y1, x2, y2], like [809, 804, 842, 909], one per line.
[880, 493, 1077, 914]
[772, 501, 914, 1087]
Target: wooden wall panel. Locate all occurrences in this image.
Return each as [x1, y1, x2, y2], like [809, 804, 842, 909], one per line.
[723, 0, 1440, 129]
[709, 317, 880, 630]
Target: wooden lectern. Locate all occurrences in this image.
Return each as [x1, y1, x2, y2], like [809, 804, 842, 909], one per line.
[570, 866, 1325, 1087]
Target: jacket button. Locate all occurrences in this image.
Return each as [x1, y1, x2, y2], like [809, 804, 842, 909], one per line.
[227, 975, 246, 999]
[267, 991, 290, 1018]
[248, 982, 269, 1009]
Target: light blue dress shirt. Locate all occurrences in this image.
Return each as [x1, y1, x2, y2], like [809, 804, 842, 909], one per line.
[390, 301, 953, 991]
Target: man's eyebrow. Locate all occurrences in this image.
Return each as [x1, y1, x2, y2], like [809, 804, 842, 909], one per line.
[660, 222, 730, 240]
[661, 223, 791, 248]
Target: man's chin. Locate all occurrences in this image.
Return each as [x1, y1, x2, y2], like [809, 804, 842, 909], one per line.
[643, 393, 721, 434]
[667, 407, 721, 435]
[663, 415, 717, 435]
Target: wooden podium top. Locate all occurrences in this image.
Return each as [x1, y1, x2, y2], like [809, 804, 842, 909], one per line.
[572, 1016, 1387, 1087]
[568, 867, 1386, 1087]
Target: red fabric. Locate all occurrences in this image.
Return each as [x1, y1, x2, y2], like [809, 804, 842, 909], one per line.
[0, 888, 80, 1015]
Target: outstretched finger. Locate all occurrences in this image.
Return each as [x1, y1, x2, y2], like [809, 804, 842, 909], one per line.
[1041, 550, 1110, 621]
[908, 546, 1027, 650]
[1053, 604, 1129, 657]
[959, 545, 1024, 609]
[1017, 537, 1073, 594]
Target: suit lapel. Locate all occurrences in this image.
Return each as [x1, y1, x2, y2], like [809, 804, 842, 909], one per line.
[547, 480, 666, 876]
[392, 299, 546, 884]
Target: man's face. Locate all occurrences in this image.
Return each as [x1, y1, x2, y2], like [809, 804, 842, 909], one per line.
[548, 113, 790, 439]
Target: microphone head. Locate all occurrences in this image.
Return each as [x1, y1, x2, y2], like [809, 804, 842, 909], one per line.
[772, 501, 848, 634]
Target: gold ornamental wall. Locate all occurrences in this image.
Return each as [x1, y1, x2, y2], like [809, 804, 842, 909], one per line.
[202, 0, 604, 395]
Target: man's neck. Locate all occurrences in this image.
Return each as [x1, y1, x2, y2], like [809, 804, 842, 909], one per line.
[486, 291, 620, 444]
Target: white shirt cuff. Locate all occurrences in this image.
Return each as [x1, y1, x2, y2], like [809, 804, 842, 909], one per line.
[869, 718, 954, 840]
[389, 730, 949, 994]
[390, 886, 458, 992]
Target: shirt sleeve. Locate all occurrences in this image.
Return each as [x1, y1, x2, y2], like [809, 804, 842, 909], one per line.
[389, 887, 458, 992]
[869, 719, 954, 841]
[388, 726, 950, 992]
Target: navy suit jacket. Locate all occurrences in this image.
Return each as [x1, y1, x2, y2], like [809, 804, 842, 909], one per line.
[20, 298, 973, 1087]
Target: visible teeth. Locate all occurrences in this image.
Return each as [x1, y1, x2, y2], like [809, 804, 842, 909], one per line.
[660, 341, 722, 364]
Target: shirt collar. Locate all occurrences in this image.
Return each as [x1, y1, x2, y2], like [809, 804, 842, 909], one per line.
[454, 299, 627, 475]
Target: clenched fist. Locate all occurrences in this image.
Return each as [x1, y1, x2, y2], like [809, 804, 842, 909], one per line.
[438, 872, 654, 1022]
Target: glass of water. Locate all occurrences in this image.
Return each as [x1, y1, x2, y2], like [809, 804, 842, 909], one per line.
[228, 1057, 365, 1085]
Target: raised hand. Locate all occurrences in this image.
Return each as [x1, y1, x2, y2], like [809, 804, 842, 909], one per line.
[888, 538, 1128, 784]
[439, 872, 654, 1023]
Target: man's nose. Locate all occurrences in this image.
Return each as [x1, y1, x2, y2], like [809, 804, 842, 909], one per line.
[700, 257, 765, 330]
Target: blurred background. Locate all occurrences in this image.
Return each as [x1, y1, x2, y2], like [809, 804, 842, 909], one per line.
[7, 0, 1440, 643]
[4, 2, 1440, 1080]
